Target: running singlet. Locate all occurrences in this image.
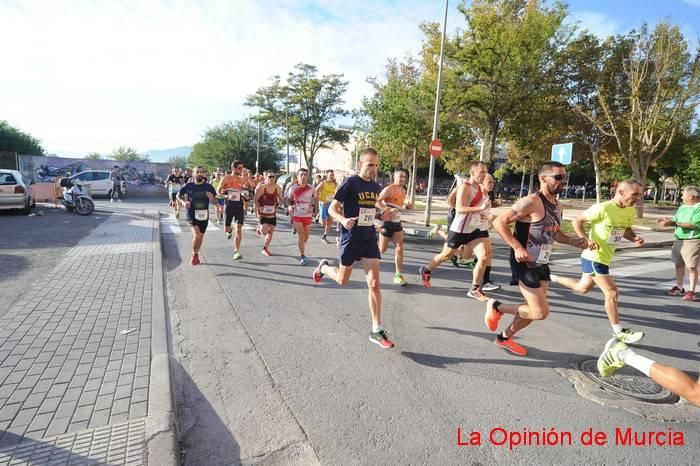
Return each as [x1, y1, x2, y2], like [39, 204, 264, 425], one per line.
[334, 175, 381, 242]
[167, 175, 183, 193]
[383, 185, 406, 222]
[450, 183, 483, 234]
[219, 176, 244, 203]
[211, 178, 225, 199]
[291, 184, 314, 218]
[178, 182, 216, 221]
[513, 192, 561, 268]
[318, 180, 337, 204]
[581, 200, 636, 266]
[258, 187, 278, 216]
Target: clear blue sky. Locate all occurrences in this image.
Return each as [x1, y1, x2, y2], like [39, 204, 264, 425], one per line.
[1, 0, 697, 157]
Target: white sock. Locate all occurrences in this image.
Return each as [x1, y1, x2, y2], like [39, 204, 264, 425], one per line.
[550, 273, 560, 284]
[372, 324, 382, 333]
[612, 323, 623, 334]
[320, 264, 328, 274]
[618, 349, 654, 377]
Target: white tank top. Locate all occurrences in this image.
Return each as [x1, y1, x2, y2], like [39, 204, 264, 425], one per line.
[449, 183, 483, 234]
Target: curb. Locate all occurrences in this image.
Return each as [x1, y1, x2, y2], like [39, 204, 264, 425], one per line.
[145, 209, 180, 466]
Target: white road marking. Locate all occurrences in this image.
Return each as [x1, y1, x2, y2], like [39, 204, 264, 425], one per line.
[160, 217, 182, 234]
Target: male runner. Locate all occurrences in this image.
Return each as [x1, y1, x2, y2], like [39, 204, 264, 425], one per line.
[377, 167, 409, 286]
[255, 171, 284, 256]
[165, 167, 184, 218]
[288, 168, 317, 265]
[210, 168, 225, 224]
[598, 338, 700, 407]
[419, 161, 492, 300]
[313, 148, 397, 349]
[550, 179, 645, 343]
[484, 161, 587, 356]
[177, 166, 217, 266]
[218, 160, 249, 260]
[315, 170, 338, 243]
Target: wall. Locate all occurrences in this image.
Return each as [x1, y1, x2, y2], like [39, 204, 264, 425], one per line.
[19, 154, 170, 193]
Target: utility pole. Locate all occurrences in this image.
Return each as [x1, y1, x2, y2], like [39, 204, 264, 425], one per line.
[424, 0, 449, 226]
[256, 113, 261, 175]
[285, 108, 290, 174]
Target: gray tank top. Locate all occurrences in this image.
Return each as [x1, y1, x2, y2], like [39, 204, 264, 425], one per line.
[513, 192, 561, 267]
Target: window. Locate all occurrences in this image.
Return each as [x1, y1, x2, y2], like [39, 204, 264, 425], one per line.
[94, 172, 110, 181]
[0, 173, 17, 185]
[76, 172, 94, 181]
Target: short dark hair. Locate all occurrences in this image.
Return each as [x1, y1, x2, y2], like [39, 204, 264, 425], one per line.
[395, 167, 409, 177]
[298, 168, 308, 174]
[232, 160, 243, 168]
[469, 161, 485, 171]
[539, 161, 565, 174]
[361, 147, 379, 157]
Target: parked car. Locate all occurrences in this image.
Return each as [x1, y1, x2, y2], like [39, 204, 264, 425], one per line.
[70, 170, 127, 198]
[0, 169, 34, 214]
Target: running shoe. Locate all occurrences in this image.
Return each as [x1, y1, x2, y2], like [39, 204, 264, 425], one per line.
[190, 254, 200, 266]
[175, 210, 180, 219]
[494, 335, 527, 356]
[369, 329, 394, 349]
[481, 281, 501, 292]
[225, 231, 232, 240]
[262, 247, 272, 257]
[666, 285, 685, 296]
[682, 291, 696, 301]
[484, 298, 502, 331]
[460, 258, 476, 269]
[597, 338, 627, 377]
[393, 273, 408, 286]
[613, 327, 644, 344]
[450, 256, 459, 268]
[419, 266, 431, 288]
[321, 235, 329, 244]
[233, 251, 242, 261]
[313, 259, 329, 283]
[467, 287, 488, 301]
[299, 255, 308, 266]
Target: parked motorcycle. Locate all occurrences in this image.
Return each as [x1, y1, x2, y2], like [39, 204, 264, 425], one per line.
[59, 178, 95, 216]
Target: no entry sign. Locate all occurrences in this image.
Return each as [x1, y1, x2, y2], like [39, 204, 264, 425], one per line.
[429, 139, 443, 157]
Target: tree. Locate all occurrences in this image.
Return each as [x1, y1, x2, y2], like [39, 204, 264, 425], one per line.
[111, 146, 149, 162]
[85, 152, 102, 160]
[246, 63, 350, 173]
[167, 155, 188, 169]
[0, 121, 45, 155]
[595, 22, 700, 216]
[189, 120, 282, 173]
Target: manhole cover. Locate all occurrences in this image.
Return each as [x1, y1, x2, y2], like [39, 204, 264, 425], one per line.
[578, 359, 679, 404]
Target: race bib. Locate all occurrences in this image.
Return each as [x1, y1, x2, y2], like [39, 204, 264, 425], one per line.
[467, 214, 481, 230]
[608, 229, 624, 245]
[392, 210, 402, 223]
[171, 183, 181, 191]
[294, 203, 310, 216]
[536, 244, 553, 265]
[358, 207, 376, 227]
[325, 194, 333, 203]
[194, 209, 208, 221]
[227, 190, 241, 202]
[262, 205, 275, 215]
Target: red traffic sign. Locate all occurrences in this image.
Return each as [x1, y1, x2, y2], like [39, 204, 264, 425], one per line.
[429, 139, 443, 157]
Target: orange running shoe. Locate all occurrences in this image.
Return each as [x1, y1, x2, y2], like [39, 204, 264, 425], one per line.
[484, 299, 502, 331]
[494, 336, 527, 356]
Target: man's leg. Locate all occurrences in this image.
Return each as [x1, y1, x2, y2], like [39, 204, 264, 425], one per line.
[224, 202, 234, 235]
[471, 239, 490, 287]
[294, 222, 306, 256]
[378, 234, 390, 255]
[501, 282, 550, 338]
[392, 231, 404, 275]
[591, 273, 621, 326]
[426, 243, 457, 271]
[675, 263, 686, 290]
[323, 263, 353, 285]
[303, 223, 311, 244]
[362, 258, 382, 331]
[235, 224, 243, 250]
[263, 224, 274, 249]
[552, 273, 595, 294]
[688, 265, 698, 292]
[191, 227, 204, 254]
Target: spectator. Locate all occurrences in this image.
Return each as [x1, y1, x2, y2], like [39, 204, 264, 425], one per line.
[110, 165, 123, 203]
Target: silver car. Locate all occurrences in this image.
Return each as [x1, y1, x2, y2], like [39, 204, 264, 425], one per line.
[0, 169, 33, 214]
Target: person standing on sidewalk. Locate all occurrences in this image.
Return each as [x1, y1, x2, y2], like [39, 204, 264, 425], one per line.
[177, 166, 218, 266]
[549, 179, 646, 344]
[377, 167, 409, 286]
[313, 148, 397, 349]
[658, 186, 700, 301]
[110, 165, 123, 202]
[484, 161, 588, 356]
[315, 170, 338, 243]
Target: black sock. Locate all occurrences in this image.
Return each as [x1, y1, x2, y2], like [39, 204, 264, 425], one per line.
[484, 266, 491, 283]
[471, 283, 479, 291]
[497, 331, 508, 341]
[492, 300, 502, 312]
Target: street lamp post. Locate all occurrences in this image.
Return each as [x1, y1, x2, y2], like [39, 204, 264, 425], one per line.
[285, 108, 290, 174]
[256, 115, 261, 175]
[424, 0, 449, 226]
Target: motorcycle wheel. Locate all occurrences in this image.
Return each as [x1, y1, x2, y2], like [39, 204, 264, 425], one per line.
[76, 198, 94, 216]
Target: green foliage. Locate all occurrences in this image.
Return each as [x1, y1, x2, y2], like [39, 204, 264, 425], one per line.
[167, 155, 188, 169]
[85, 152, 103, 160]
[246, 64, 350, 172]
[188, 120, 282, 174]
[111, 146, 149, 162]
[0, 121, 45, 155]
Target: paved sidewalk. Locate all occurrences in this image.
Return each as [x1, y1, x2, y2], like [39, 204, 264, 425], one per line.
[0, 211, 176, 464]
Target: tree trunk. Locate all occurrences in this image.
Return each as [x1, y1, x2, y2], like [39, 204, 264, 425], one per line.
[528, 166, 536, 195]
[409, 147, 417, 206]
[487, 122, 499, 163]
[592, 149, 602, 204]
[653, 180, 660, 204]
[633, 172, 646, 218]
[519, 170, 526, 198]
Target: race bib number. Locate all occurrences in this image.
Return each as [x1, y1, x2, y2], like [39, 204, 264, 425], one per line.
[227, 190, 241, 202]
[536, 244, 553, 265]
[358, 207, 376, 226]
[608, 229, 624, 245]
[295, 203, 309, 216]
[262, 205, 275, 215]
[392, 210, 402, 223]
[325, 194, 333, 203]
[171, 183, 181, 191]
[194, 209, 208, 221]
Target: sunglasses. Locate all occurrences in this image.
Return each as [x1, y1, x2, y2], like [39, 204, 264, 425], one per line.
[545, 174, 568, 181]
[267, 175, 275, 179]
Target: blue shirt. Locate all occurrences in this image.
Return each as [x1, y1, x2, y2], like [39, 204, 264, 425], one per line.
[334, 175, 380, 242]
[178, 182, 216, 220]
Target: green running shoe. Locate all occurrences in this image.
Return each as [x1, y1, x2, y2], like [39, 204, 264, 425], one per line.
[597, 338, 627, 378]
[393, 273, 408, 286]
[613, 328, 644, 344]
[233, 251, 242, 260]
[450, 256, 459, 268]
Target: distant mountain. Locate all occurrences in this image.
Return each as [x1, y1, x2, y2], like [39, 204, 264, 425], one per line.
[144, 146, 193, 163]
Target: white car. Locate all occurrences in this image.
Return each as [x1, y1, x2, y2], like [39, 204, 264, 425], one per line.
[0, 169, 34, 214]
[70, 170, 126, 198]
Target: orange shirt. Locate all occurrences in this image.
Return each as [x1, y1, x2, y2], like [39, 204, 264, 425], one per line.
[383, 184, 406, 208]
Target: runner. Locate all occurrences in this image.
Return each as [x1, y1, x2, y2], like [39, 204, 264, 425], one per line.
[484, 161, 587, 356]
[597, 339, 700, 407]
[377, 167, 409, 286]
[176, 166, 218, 266]
[210, 168, 225, 225]
[285, 174, 299, 236]
[218, 160, 249, 260]
[464, 173, 501, 290]
[255, 170, 284, 256]
[550, 179, 646, 343]
[419, 161, 492, 300]
[313, 148, 396, 349]
[165, 167, 184, 218]
[315, 170, 338, 243]
[288, 168, 317, 265]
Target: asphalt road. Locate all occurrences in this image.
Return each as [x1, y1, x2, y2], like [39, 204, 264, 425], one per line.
[155, 197, 699, 465]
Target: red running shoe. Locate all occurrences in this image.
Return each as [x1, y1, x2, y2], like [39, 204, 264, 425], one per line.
[262, 247, 272, 257]
[494, 336, 527, 356]
[485, 299, 502, 331]
[190, 254, 200, 266]
[369, 329, 394, 349]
